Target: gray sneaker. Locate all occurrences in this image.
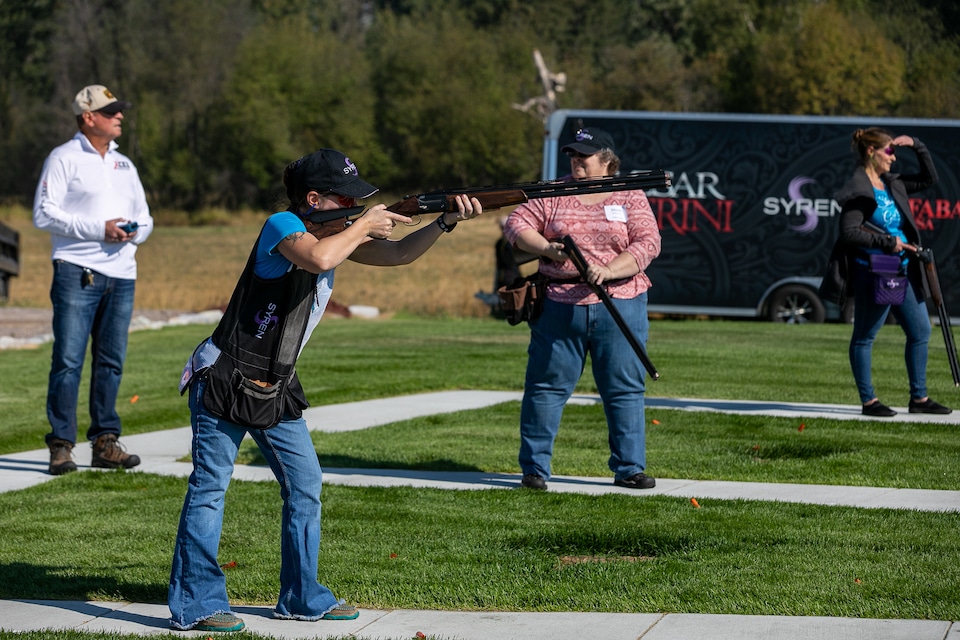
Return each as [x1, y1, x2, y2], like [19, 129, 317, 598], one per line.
[192, 612, 245, 632]
[48, 438, 77, 476]
[322, 603, 360, 620]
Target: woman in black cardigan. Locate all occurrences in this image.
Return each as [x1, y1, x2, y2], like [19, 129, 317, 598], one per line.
[820, 127, 951, 417]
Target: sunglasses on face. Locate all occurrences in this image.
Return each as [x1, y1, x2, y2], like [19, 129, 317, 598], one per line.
[882, 146, 896, 156]
[329, 193, 356, 208]
[565, 150, 594, 159]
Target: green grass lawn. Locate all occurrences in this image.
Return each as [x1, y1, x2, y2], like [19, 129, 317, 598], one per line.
[276, 402, 959, 489]
[1, 316, 959, 639]
[1, 472, 957, 621]
[4, 316, 956, 456]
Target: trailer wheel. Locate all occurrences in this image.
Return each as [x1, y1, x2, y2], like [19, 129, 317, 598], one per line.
[767, 285, 826, 324]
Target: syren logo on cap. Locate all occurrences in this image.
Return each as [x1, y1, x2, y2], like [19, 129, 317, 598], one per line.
[343, 158, 358, 176]
[576, 130, 595, 142]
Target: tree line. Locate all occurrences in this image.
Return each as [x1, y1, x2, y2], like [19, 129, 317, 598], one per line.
[1, 0, 958, 215]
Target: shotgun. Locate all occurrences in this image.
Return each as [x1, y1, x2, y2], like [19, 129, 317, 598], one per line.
[861, 220, 960, 386]
[560, 234, 660, 381]
[305, 170, 670, 224]
[916, 247, 960, 386]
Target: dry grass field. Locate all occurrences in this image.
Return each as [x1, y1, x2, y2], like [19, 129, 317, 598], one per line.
[1, 204, 518, 317]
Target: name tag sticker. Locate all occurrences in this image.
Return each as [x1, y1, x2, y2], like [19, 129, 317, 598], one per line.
[604, 205, 627, 222]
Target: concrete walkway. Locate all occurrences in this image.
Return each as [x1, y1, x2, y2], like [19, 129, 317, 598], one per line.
[1, 391, 958, 639]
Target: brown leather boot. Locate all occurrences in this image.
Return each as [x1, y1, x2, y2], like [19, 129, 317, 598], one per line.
[91, 434, 141, 469]
[48, 438, 77, 475]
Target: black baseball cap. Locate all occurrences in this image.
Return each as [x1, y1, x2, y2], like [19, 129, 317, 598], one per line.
[294, 149, 379, 199]
[561, 127, 616, 156]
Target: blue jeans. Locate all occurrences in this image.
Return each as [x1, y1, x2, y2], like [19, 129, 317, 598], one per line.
[519, 295, 649, 482]
[168, 378, 342, 629]
[850, 265, 931, 404]
[46, 260, 135, 445]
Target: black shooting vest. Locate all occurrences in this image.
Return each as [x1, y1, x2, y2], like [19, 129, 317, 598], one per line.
[201, 230, 316, 429]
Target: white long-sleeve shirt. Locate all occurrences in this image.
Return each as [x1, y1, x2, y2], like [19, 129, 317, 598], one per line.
[33, 132, 152, 280]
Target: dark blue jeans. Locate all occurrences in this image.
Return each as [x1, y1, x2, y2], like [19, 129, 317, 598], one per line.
[46, 260, 135, 445]
[519, 295, 649, 482]
[849, 265, 931, 404]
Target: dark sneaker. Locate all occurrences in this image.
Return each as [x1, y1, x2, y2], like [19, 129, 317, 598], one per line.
[862, 401, 896, 417]
[91, 434, 141, 469]
[323, 603, 360, 620]
[520, 474, 547, 490]
[193, 612, 245, 632]
[614, 472, 656, 489]
[48, 438, 77, 476]
[908, 398, 952, 414]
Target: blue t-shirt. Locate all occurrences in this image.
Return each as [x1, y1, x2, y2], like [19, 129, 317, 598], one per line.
[869, 188, 908, 245]
[179, 211, 335, 392]
[862, 187, 909, 270]
[255, 211, 310, 279]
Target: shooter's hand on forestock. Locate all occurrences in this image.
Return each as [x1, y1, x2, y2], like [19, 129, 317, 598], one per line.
[450, 193, 484, 222]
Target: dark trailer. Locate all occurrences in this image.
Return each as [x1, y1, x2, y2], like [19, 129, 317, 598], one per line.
[542, 110, 960, 322]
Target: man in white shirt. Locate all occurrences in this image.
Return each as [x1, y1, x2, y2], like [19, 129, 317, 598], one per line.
[33, 84, 153, 475]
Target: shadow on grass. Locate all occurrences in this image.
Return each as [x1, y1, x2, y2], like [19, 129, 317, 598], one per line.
[244, 450, 485, 472]
[745, 442, 859, 461]
[0, 562, 166, 604]
[317, 454, 485, 472]
[505, 529, 697, 559]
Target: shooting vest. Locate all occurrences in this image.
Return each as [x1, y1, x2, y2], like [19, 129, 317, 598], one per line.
[202, 230, 316, 429]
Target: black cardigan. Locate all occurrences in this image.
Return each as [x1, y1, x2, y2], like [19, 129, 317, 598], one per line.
[819, 138, 937, 305]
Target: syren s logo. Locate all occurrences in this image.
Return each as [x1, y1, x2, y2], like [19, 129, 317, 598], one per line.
[254, 303, 279, 339]
[762, 176, 840, 233]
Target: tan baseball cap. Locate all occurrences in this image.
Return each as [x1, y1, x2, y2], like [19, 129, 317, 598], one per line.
[72, 84, 132, 115]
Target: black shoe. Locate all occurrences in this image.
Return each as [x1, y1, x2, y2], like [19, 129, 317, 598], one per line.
[862, 401, 896, 417]
[614, 472, 656, 489]
[520, 474, 547, 490]
[908, 398, 952, 414]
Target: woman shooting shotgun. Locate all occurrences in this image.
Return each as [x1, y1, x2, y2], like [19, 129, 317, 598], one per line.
[168, 148, 482, 633]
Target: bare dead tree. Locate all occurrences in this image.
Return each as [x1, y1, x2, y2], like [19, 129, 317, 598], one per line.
[512, 49, 566, 123]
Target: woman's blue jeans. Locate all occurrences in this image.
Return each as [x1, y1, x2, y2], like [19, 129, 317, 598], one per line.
[850, 266, 931, 404]
[46, 260, 135, 445]
[168, 378, 341, 629]
[519, 295, 649, 482]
